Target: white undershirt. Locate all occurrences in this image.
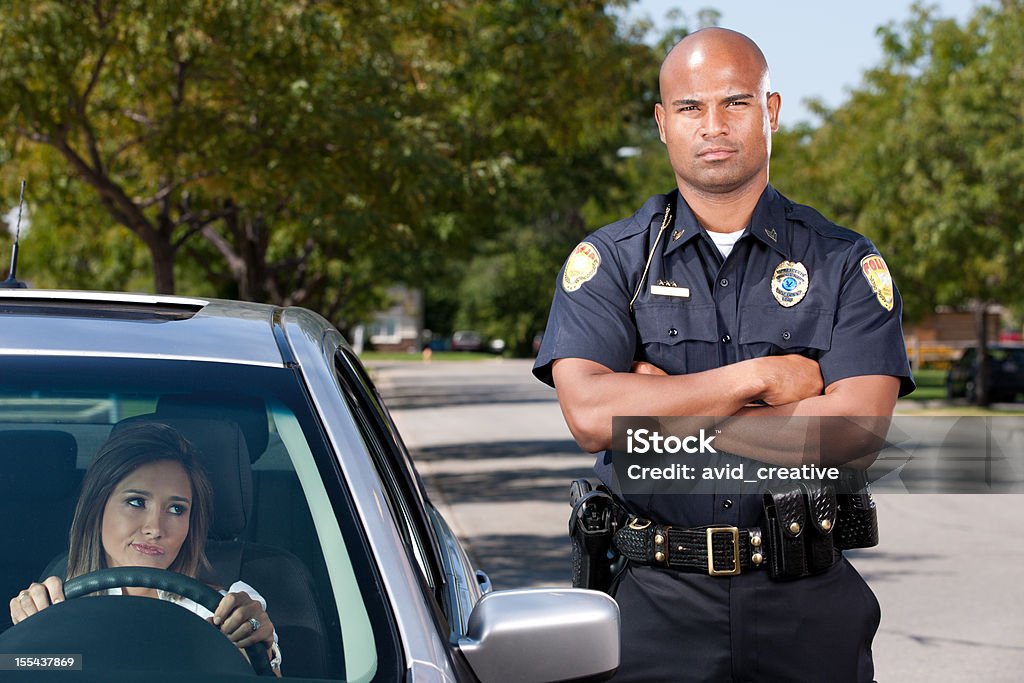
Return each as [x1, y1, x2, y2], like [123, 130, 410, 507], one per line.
[706, 228, 745, 259]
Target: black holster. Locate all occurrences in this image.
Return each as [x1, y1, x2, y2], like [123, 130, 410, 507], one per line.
[568, 479, 618, 591]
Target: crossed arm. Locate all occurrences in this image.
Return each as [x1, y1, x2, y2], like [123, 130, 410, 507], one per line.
[552, 355, 899, 467]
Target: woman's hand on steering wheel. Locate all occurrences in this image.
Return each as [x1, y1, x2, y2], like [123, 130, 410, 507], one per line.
[209, 590, 276, 652]
[9, 576, 65, 625]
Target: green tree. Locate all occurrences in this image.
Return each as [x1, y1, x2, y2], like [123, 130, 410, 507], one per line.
[446, 4, 712, 352]
[0, 0, 670, 338]
[772, 1, 1024, 404]
[0, 0, 453, 327]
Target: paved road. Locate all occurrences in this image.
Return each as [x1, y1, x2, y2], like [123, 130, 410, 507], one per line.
[372, 359, 1024, 682]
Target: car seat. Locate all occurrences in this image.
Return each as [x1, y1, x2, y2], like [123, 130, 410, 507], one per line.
[0, 430, 79, 631]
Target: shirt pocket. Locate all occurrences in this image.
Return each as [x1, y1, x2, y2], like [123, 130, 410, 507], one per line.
[738, 306, 834, 358]
[634, 303, 718, 373]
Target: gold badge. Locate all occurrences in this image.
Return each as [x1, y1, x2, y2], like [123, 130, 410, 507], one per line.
[562, 242, 601, 292]
[860, 254, 893, 311]
[771, 261, 809, 307]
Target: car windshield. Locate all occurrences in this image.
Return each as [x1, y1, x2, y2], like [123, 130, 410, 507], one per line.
[0, 355, 399, 681]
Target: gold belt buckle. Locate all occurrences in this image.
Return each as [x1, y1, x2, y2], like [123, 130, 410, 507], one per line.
[706, 526, 741, 576]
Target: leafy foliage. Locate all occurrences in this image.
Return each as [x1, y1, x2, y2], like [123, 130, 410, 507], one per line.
[772, 2, 1024, 323]
[0, 0, 661, 336]
[0, 1, 460, 324]
[9, 0, 1018, 367]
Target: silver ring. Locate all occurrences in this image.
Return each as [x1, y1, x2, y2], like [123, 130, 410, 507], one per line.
[248, 617, 261, 633]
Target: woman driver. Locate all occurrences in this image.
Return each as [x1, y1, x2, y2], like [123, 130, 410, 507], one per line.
[8, 423, 282, 675]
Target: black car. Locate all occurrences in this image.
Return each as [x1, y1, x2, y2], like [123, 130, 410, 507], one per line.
[945, 345, 1024, 402]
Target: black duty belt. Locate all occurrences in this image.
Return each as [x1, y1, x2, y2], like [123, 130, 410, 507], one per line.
[602, 479, 878, 581]
[613, 520, 766, 576]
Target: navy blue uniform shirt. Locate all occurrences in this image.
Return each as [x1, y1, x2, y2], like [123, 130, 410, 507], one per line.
[534, 185, 914, 527]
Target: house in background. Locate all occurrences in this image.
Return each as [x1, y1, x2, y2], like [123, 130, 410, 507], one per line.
[350, 285, 424, 353]
[903, 305, 1008, 368]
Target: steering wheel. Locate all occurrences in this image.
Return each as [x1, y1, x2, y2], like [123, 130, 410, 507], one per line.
[64, 567, 274, 676]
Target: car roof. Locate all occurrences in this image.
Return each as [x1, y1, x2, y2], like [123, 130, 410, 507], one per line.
[0, 289, 317, 367]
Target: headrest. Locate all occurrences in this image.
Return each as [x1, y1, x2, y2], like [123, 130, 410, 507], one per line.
[0, 430, 78, 500]
[113, 416, 252, 540]
[155, 394, 269, 463]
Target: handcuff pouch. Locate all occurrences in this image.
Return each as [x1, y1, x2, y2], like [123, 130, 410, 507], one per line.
[800, 482, 837, 572]
[836, 469, 879, 549]
[762, 485, 808, 580]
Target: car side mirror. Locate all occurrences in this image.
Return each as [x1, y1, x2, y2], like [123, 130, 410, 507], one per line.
[456, 588, 619, 682]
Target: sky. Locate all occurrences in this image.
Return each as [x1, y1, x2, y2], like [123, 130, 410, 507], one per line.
[626, 0, 985, 125]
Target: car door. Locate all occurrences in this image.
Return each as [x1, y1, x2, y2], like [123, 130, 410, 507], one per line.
[330, 345, 483, 680]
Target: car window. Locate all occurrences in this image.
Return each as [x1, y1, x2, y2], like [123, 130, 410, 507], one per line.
[330, 350, 483, 642]
[988, 347, 1024, 364]
[331, 350, 446, 607]
[0, 356, 400, 681]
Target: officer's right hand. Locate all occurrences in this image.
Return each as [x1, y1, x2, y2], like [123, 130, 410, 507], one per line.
[757, 354, 823, 405]
[9, 576, 65, 624]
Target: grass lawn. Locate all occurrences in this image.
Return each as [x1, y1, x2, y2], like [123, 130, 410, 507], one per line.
[905, 368, 947, 401]
[901, 367, 1024, 414]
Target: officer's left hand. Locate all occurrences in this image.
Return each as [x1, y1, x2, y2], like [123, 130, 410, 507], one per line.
[631, 361, 668, 376]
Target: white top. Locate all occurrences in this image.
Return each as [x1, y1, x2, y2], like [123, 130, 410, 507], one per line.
[707, 228, 745, 259]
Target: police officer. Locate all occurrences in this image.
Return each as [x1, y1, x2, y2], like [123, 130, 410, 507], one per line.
[534, 28, 914, 682]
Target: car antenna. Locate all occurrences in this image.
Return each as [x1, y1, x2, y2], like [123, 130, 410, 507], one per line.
[1, 179, 28, 289]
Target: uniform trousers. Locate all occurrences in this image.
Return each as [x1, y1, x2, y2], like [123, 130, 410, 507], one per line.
[609, 556, 880, 682]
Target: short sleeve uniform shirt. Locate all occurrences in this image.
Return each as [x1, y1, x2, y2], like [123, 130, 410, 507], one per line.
[534, 185, 914, 528]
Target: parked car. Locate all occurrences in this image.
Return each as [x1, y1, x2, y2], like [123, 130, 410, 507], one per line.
[945, 344, 1024, 402]
[0, 289, 618, 681]
[450, 330, 484, 352]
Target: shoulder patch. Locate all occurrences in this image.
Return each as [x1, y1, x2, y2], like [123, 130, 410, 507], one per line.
[563, 242, 601, 292]
[860, 254, 894, 311]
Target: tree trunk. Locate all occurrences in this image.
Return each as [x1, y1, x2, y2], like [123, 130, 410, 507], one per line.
[973, 302, 991, 407]
[149, 240, 177, 295]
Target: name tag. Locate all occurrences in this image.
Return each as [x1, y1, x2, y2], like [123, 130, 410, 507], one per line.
[650, 285, 690, 298]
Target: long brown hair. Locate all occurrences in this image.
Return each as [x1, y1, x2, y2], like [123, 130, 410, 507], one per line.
[66, 422, 213, 580]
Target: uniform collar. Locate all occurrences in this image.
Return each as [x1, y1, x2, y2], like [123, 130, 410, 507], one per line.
[747, 185, 793, 259]
[661, 191, 703, 254]
[662, 185, 793, 259]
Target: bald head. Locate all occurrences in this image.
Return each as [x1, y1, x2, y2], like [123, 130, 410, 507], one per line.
[660, 28, 771, 103]
[653, 27, 781, 201]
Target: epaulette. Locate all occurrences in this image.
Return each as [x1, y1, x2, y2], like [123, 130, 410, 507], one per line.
[785, 201, 863, 244]
[602, 192, 674, 243]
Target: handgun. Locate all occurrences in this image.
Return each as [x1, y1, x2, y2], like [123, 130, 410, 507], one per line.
[569, 479, 615, 591]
